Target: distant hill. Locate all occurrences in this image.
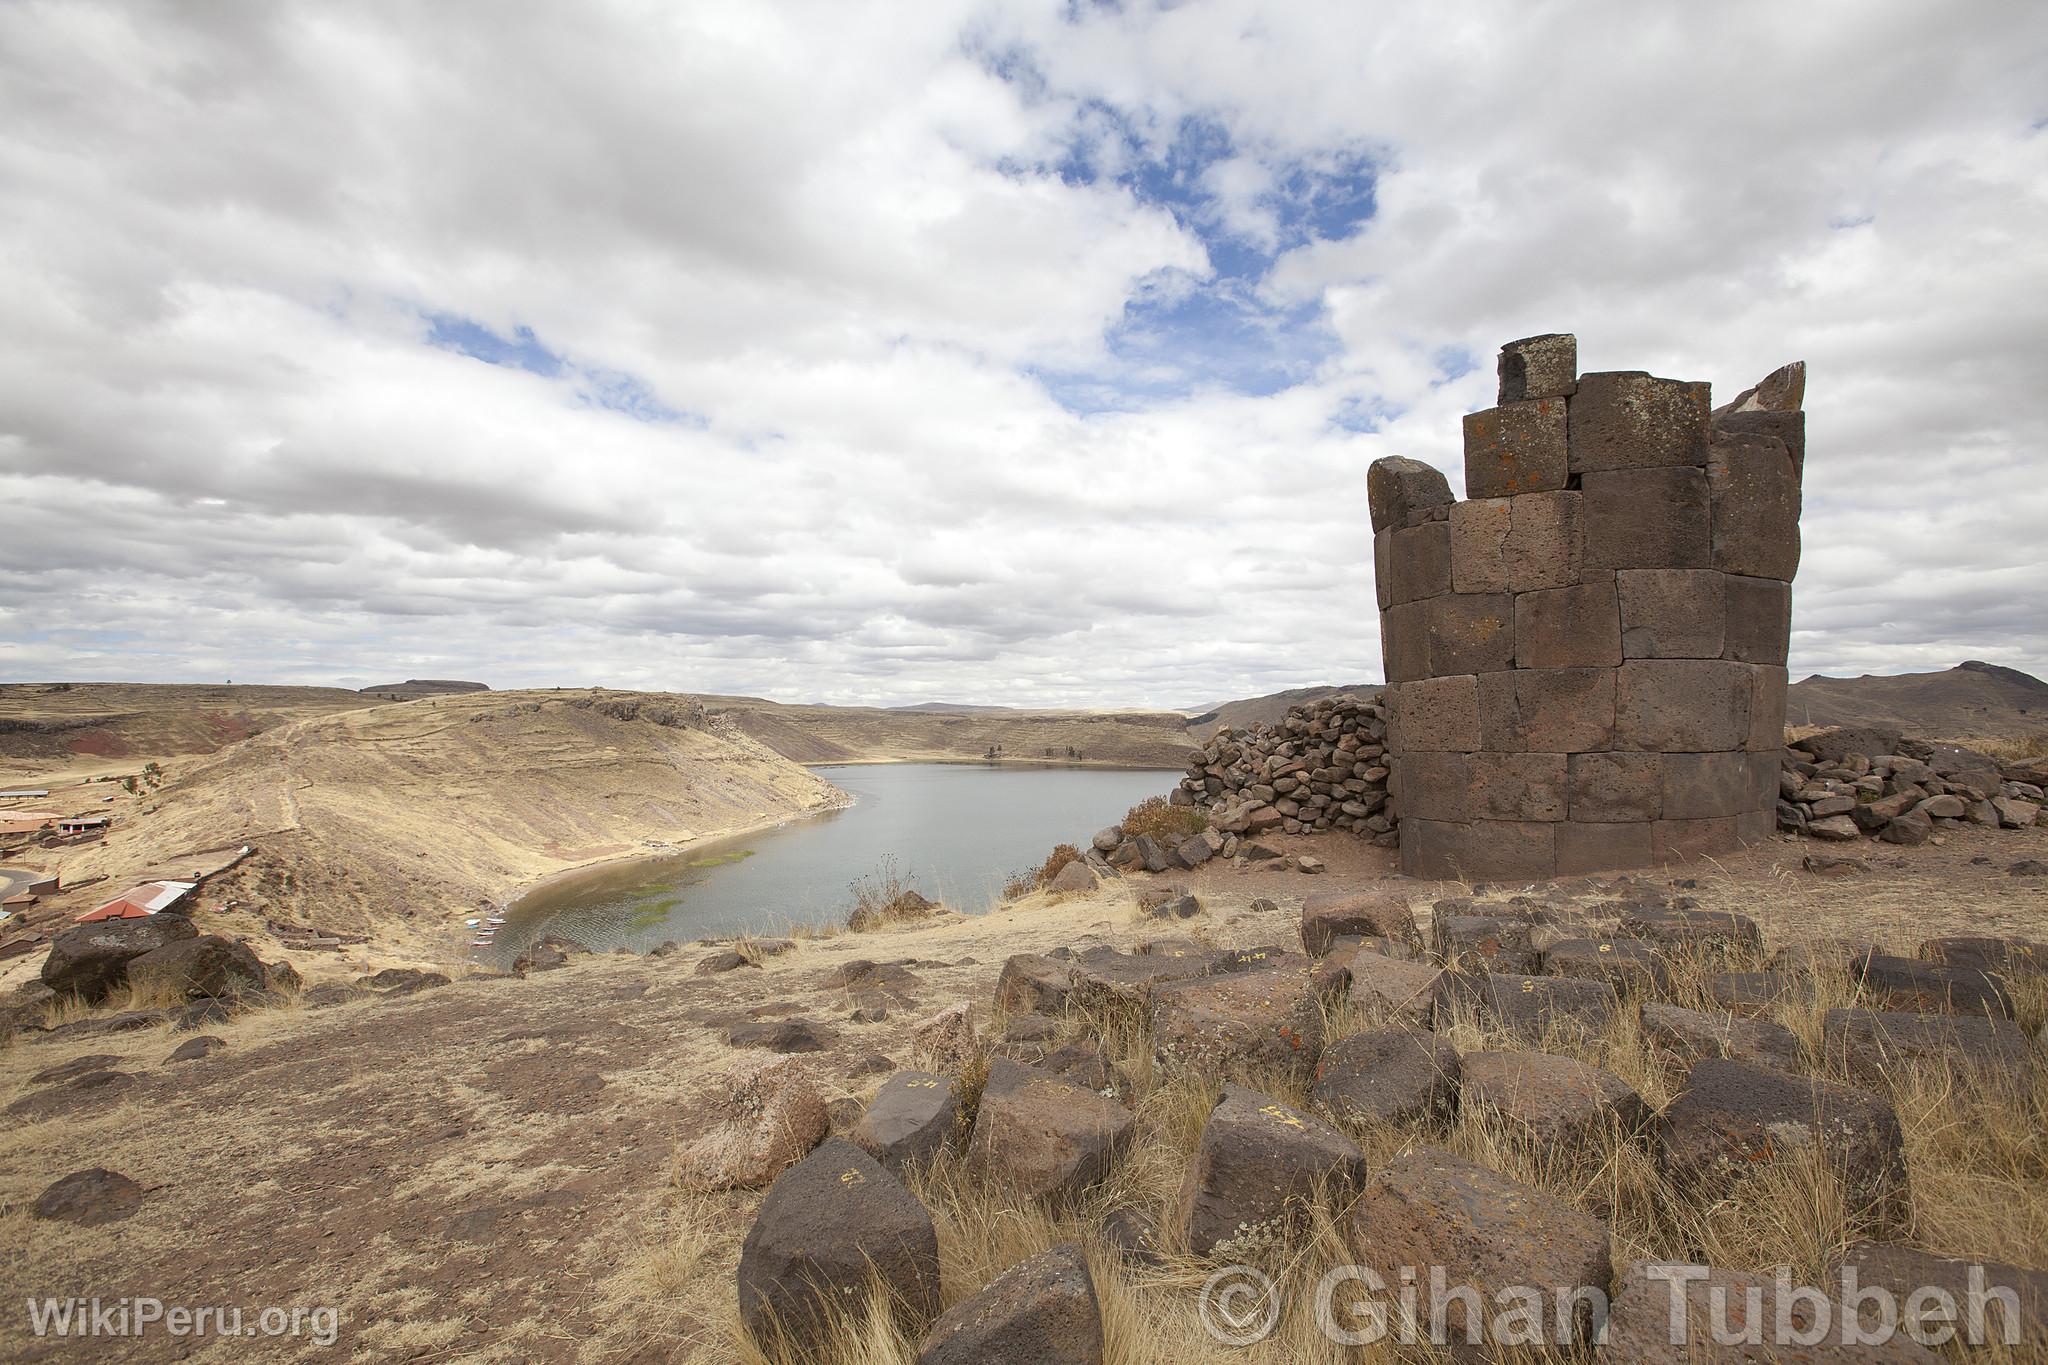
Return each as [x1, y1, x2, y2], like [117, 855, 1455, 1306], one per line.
[687, 694, 1191, 766]
[0, 682, 380, 779]
[1186, 684, 1383, 740]
[358, 679, 491, 700]
[1786, 661, 2048, 741]
[885, 702, 1015, 714]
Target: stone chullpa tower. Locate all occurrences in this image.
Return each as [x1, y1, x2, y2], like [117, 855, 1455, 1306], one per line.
[1371, 334, 1805, 880]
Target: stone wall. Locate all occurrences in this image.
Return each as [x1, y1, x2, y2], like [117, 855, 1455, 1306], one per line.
[1174, 694, 1397, 843]
[1371, 334, 1805, 879]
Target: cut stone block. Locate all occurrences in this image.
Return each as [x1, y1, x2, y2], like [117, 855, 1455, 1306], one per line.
[1426, 592, 1515, 674]
[1583, 466, 1712, 570]
[1375, 521, 1452, 608]
[1567, 371, 1711, 472]
[1497, 333, 1578, 403]
[1617, 904, 1761, 953]
[1458, 972, 1619, 1044]
[997, 954, 1074, 1016]
[967, 1057, 1135, 1203]
[1433, 913, 1544, 975]
[1603, 1260, 1940, 1364]
[1639, 1002, 1803, 1073]
[1542, 936, 1671, 995]
[1400, 819, 1556, 881]
[918, 1242, 1103, 1365]
[1465, 751, 1568, 821]
[1917, 935, 2048, 976]
[1659, 1058, 1907, 1220]
[1830, 1243, 2048, 1352]
[1554, 820, 1656, 875]
[1345, 1148, 1611, 1351]
[1820, 1007, 2034, 1087]
[850, 1071, 961, 1174]
[1459, 1050, 1646, 1149]
[1389, 674, 1481, 752]
[1150, 959, 1343, 1084]
[1746, 664, 1788, 752]
[1378, 598, 1428, 683]
[1391, 750, 1469, 822]
[1479, 667, 1616, 753]
[1661, 750, 1752, 819]
[1707, 433, 1801, 581]
[1463, 397, 1568, 499]
[1367, 455, 1454, 534]
[1300, 891, 1421, 956]
[1614, 659, 1753, 752]
[1853, 953, 2014, 1017]
[737, 1139, 942, 1351]
[1565, 751, 1661, 821]
[1515, 579, 1623, 668]
[1311, 1027, 1461, 1127]
[1176, 1084, 1365, 1259]
[1344, 953, 1447, 1028]
[1450, 492, 1584, 596]
[1722, 574, 1791, 664]
[1715, 407, 1806, 474]
[1617, 568, 1726, 658]
[1449, 496, 1512, 593]
[1652, 816, 1740, 862]
[1705, 969, 1811, 1017]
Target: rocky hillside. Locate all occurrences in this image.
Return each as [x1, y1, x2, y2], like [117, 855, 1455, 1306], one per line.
[22, 690, 841, 963]
[357, 678, 491, 700]
[1786, 661, 2048, 741]
[0, 682, 379, 778]
[690, 695, 1192, 767]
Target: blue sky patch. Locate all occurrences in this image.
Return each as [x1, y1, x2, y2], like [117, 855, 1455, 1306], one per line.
[425, 314, 564, 378]
[424, 311, 699, 425]
[974, 51, 1378, 413]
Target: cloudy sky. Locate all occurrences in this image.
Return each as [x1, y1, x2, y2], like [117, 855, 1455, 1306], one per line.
[3, 2, 2045, 708]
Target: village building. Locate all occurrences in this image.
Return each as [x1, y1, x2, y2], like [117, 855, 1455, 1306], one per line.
[76, 880, 194, 922]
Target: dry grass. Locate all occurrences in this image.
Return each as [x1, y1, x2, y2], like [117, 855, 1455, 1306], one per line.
[845, 856, 946, 933]
[1034, 843, 1084, 888]
[728, 892, 2048, 1365]
[1118, 795, 1208, 844]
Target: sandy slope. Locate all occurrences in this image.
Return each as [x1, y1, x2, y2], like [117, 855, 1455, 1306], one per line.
[14, 690, 842, 972]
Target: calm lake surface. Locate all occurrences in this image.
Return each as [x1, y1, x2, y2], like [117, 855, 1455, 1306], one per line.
[487, 763, 1179, 961]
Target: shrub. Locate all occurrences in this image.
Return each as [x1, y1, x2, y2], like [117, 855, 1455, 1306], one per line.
[845, 856, 937, 931]
[1117, 794, 1206, 843]
[1033, 843, 1082, 888]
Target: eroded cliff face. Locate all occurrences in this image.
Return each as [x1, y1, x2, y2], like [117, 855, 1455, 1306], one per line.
[1371, 335, 1803, 879]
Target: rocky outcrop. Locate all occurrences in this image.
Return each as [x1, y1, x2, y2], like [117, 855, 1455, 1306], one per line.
[41, 913, 199, 1002]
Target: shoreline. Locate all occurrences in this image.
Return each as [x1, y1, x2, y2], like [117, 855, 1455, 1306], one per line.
[455, 790, 858, 962]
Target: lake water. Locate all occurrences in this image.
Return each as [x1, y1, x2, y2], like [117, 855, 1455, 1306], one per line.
[486, 763, 1179, 961]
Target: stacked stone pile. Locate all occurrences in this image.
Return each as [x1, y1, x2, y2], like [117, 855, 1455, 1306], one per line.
[728, 877, 2047, 1358]
[1777, 725, 2047, 845]
[1373, 333, 1805, 880]
[1173, 693, 1397, 844]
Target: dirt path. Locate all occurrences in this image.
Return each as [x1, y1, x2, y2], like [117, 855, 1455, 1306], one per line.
[2, 823, 2044, 1362]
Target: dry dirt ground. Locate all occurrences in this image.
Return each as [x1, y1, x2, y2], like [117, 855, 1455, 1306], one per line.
[2, 823, 2044, 1363]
